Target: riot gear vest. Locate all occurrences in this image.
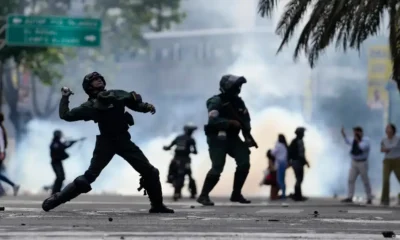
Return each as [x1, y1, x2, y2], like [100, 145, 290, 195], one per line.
[205, 94, 250, 136]
[174, 134, 195, 157]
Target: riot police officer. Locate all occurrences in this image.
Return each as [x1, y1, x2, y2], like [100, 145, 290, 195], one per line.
[197, 74, 257, 206]
[163, 123, 198, 201]
[42, 72, 174, 214]
[50, 130, 84, 195]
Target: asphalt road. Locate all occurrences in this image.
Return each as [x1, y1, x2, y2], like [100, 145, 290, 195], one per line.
[0, 195, 399, 239]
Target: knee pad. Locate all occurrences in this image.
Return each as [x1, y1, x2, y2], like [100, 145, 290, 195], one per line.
[140, 168, 160, 186]
[209, 164, 224, 177]
[143, 167, 159, 180]
[73, 175, 92, 193]
[138, 168, 160, 195]
[207, 169, 221, 179]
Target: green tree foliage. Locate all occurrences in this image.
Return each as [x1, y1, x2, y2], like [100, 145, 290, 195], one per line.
[258, 0, 400, 90]
[84, 0, 184, 55]
[0, 0, 184, 140]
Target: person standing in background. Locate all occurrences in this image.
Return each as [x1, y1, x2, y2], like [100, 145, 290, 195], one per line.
[380, 123, 400, 206]
[288, 127, 309, 201]
[260, 150, 279, 200]
[341, 126, 372, 204]
[50, 130, 83, 195]
[163, 123, 198, 201]
[271, 134, 288, 199]
[0, 113, 20, 196]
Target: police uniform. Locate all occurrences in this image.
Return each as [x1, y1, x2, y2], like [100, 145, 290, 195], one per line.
[50, 130, 78, 194]
[197, 75, 256, 206]
[42, 72, 174, 214]
[165, 125, 198, 200]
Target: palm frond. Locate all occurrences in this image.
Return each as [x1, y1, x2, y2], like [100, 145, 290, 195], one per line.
[291, 0, 330, 62]
[334, 3, 356, 52]
[349, 1, 386, 50]
[388, 0, 400, 89]
[274, 0, 313, 53]
[317, 0, 349, 50]
[258, 0, 279, 17]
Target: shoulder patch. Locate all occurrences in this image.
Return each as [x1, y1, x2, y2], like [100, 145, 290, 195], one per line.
[208, 110, 219, 118]
[130, 91, 142, 103]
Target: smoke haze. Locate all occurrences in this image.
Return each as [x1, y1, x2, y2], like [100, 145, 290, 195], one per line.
[4, 0, 395, 198]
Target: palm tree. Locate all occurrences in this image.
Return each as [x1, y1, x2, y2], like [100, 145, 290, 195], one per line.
[258, 0, 400, 91]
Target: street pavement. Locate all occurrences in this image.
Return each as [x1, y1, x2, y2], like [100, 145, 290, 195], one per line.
[0, 194, 400, 239]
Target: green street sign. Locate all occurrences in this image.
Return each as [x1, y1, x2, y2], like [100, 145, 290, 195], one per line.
[6, 15, 102, 47]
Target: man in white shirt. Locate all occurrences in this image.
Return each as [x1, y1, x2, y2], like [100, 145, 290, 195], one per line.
[341, 126, 372, 204]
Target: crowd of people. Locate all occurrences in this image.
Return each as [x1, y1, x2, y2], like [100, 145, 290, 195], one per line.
[260, 127, 309, 202]
[259, 123, 400, 206]
[0, 72, 399, 211]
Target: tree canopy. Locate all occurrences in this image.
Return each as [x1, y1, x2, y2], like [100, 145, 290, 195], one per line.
[258, 0, 400, 90]
[0, 0, 184, 139]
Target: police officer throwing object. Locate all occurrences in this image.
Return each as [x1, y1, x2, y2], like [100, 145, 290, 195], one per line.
[163, 123, 198, 201]
[50, 130, 85, 195]
[197, 74, 257, 206]
[42, 72, 174, 214]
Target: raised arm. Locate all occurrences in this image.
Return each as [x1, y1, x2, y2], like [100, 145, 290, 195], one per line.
[341, 127, 352, 145]
[59, 96, 93, 122]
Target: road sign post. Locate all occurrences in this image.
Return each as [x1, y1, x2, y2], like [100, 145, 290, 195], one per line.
[6, 15, 102, 47]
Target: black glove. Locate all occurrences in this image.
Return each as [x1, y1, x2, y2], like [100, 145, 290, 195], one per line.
[143, 103, 156, 114]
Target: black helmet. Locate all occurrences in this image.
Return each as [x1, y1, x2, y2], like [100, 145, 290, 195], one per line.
[53, 130, 62, 138]
[183, 122, 197, 132]
[219, 74, 247, 95]
[82, 72, 106, 95]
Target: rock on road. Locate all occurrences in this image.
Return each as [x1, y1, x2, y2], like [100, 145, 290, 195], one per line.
[0, 195, 399, 239]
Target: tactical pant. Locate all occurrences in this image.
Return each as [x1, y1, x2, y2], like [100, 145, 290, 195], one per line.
[381, 158, 400, 203]
[50, 133, 163, 207]
[167, 160, 178, 184]
[292, 161, 304, 199]
[173, 157, 197, 197]
[51, 161, 65, 194]
[199, 136, 250, 197]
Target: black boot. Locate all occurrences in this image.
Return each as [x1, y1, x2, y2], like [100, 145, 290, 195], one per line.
[197, 195, 215, 206]
[173, 185, 182, 202]
[292, 184, 306, 201]
[230, 169, 251, 204]
[189, 177, 197, 199]
[139, 172, 174, 214]
[51, 178, 63, 195]
[42, 182, 80, 212]
[197, 174, 219, 206]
